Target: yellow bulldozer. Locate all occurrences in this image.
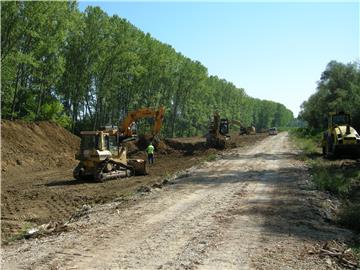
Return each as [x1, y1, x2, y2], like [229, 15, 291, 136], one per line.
[322, 111, 360, 157]
[73, 106, 165, 181]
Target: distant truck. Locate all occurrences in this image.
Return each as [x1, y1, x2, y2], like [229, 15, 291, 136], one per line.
[268, 127, 278, 135]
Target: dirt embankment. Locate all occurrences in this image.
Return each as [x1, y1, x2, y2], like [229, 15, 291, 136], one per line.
[1, 120, 80, 176]
[1, 120, 268, 241]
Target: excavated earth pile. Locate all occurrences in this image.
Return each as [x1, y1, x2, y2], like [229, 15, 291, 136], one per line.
[1, 120, 80, 175]
[1, 121, 267, 242]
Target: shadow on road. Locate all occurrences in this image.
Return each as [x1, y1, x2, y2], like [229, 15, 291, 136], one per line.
[45, 178, 100, 187]
[172, 159, 353, 243]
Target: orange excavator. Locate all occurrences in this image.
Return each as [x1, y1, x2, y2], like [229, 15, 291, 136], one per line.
[73, 106, 165, 181]
[119, 107, 165, 138]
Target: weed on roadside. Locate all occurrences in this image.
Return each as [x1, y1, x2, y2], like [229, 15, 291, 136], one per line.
[338, 203, 360, 232]
[2, 222, 34, 245]
[290, 128, 360, 237]
[311, 164, 353, 196]
[204, 154, 217, 162]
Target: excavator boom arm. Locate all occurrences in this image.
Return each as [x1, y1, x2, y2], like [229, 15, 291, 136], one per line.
[229, 119, 244, 128]
[120, 106, 165, 137]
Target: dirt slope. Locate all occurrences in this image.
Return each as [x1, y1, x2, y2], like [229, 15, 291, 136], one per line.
[2, 133, 354, 269]
[1, 120, 80, 175]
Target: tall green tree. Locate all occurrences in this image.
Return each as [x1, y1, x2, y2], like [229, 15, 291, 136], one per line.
[1, 2, 294, 136]
[300, 61, 360, 130]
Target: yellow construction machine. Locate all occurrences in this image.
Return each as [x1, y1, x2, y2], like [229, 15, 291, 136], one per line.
[73, 106, 165, 181]
[322, 111, 360, 157]
[206, 112, 230, 148]
[229, 120, 256, 135]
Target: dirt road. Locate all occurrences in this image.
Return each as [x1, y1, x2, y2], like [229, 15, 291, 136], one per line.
[1, 133, 352, 269]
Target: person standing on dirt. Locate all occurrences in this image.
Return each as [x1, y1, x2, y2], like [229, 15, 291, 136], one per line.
[146, 142, 155, 164]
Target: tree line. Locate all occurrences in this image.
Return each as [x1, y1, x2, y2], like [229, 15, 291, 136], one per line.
[1, 1, 294, 137]
[300, 61, 360, 131]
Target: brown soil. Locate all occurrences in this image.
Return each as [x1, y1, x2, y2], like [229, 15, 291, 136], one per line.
[1, 121, 267, 241]
[2, 133, 356, 269]
[1, 120, 80, 175]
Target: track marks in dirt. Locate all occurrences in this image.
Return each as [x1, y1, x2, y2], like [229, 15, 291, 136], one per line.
[69, 182, 252, 269]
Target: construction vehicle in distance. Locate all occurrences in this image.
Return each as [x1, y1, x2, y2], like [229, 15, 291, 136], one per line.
[268, 127, 278, 135]
[206, 112, 230, 149]
[229, 120, 256, 135]
[322, 111, 360, 157]
[73, 106, 165, 181]
[245, 125, 256, 135]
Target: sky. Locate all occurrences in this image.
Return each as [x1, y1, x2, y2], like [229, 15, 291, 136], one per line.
[78, 1, 359, 117]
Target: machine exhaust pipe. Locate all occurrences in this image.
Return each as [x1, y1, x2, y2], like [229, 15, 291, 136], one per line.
[346, 124, 351, 135]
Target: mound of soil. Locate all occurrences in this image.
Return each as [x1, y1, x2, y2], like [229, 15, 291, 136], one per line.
[131, 134, 174, 155]
[165, 137, 207, 155]
[1, 120, 80, 175]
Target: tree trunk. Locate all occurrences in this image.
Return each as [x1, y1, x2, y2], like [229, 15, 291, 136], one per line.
[35, 86, 44, 120]
[10, 65, 22, 120]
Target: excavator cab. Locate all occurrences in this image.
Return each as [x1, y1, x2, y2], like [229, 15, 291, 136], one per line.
[219, 118, 229, 135]
[206, 112, 230, 149]
[330, 112, 350, 127]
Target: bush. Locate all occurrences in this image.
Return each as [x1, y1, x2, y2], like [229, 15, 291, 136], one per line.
[312, 166, 352, 196]
[339, 203, 360, 232]
[40, 100, 71, 129]
[289, 128, 321, 155]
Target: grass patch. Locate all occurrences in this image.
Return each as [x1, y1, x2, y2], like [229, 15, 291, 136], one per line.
[339, 203, 360, 232]
[310, 162, 358, 196]
[289, 128, 321, 156]
[350, 240, 360, 261]
[311, 163, 360, 232]
[289, 128, 360, 234]
[164, 170, 174, 181]
[204, 154, 217, 162]
[2, 222, 34, 245]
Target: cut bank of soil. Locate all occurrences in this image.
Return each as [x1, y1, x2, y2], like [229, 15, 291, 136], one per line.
[1, 120, 267, 241]
[1, 120, 80, 175]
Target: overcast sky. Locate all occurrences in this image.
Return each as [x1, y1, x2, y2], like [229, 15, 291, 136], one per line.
[79, 1, 359, 116]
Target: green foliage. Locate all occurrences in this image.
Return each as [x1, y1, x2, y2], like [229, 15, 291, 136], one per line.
[289, 128, 321, 156]
[39, 100, 72, 128]
[291, 128, 360, 234]
[2, 222, 34, 244]
[291, 128, 356, 196]
[1, 2, 294, 135]
[300, 61, 360, 131]
[311, 165, 353, 196]
[339, 203, 360, 232]
[349, 238, 360, 260]
[205, 154, 217, 162]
